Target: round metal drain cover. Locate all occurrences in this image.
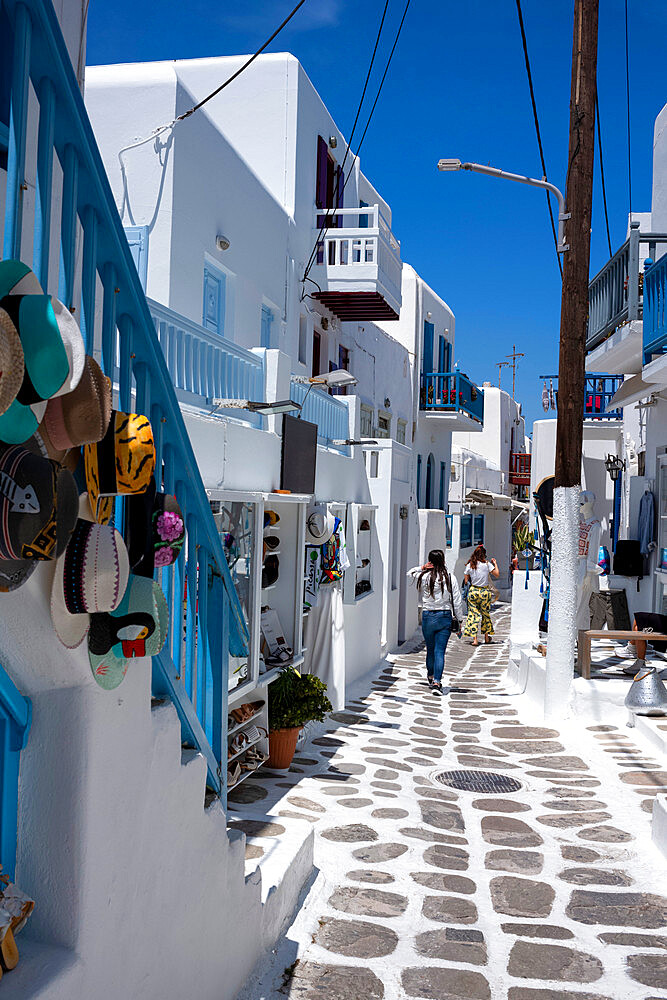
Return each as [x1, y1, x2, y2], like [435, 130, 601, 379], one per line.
[434, 770, 522, 794]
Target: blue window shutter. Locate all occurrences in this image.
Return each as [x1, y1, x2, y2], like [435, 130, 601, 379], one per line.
[444, 340, 452, 372]
[261, 305, 273, 349]
[422, 321, 434, 375]
[124, 226, 149, 290]
[203, 264, 226, 336]
[438, 336, 446, 372]
[439, 462, 446, 510]
[461, 514, 472, 548]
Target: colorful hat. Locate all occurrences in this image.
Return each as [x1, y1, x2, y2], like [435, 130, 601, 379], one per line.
[51, 517, 130, 648]
[88, 575, 169, 690]
[41, 356, 112, 460]
[127, 482, 185, 577]
[0, 309, 25, 417]
[0, 260, 42, 298]
[84, 411, 155, 522]
[0, 445, 78, 592]
[0, 293, 85, 444]
[305, 502, 335, 545]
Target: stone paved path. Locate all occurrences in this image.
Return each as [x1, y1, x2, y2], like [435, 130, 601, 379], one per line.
[233, 607, 667, 999]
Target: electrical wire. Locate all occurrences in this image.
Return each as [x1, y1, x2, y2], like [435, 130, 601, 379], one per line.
[595, 91, 613, 257]
[176, 0, 307, 121]
[624, 0, 633, 215]
[302, 0, 412, 289]
[514, 0, 562, 278]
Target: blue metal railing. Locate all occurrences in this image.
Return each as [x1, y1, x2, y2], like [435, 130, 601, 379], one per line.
[1, 0, 249, 800]
[420, 372, 484, 424]
[643, 253, 667, 364]
[540, 374, 624, 420]
[148, 299, 265, 425]
[289, 380, 350, 454]
[0, 667, 31, 880]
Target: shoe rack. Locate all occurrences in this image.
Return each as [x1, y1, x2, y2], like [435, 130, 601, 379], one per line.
[347, 503, 377, 603]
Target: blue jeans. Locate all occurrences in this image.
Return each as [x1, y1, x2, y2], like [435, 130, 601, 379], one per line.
[421, 610, 453, 684]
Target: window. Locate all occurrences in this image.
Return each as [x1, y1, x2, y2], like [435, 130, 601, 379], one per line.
[331, 345, 351, 395]
[377, 412, 391, 438]
[124, 226, 149, 290]
[260, 305, 273, 349]
[396, 419, 407, 445]
[367, 451, 379, 478]
[203, 262, 226, 336]
[360, 404, 374, 438]
[439, 461, 447, 510]
[312, 330, 322, 378]
[298, 315, 308, 365]
[422, 320, 434, 376]
[473, 514, 485, 545]
[445, 514, 453, 548]
[460, 513, 473, 548]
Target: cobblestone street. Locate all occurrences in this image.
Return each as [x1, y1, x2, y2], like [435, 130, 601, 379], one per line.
[233, 607, 667, 1000]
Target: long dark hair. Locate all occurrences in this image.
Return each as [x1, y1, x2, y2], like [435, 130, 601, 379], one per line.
[416, 549, 450, 597]
[469, 544, 487, 570]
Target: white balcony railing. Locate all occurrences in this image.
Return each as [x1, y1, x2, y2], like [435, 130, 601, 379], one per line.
[310, 205, 402, 319]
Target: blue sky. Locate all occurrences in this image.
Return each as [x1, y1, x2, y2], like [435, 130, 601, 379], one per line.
[87, 0, 667, 431]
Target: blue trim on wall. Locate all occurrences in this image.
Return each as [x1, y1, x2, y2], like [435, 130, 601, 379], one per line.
[0, 666, 31, 881]
[124, 225, 149, 290]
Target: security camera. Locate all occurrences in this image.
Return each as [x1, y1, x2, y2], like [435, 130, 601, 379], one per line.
[216, 235, 230, 251]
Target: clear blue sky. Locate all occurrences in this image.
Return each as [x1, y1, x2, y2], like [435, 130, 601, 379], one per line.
[87, 0, 667, 432]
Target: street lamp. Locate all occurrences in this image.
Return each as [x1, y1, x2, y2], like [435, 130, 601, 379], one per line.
[604, 454, 625, 482]
[437, 159, 569, 254]
[211, 398, 301, 415]
[292, 369, 358, 416]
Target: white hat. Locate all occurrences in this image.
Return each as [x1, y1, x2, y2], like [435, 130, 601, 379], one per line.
[305, 503, 336, 545]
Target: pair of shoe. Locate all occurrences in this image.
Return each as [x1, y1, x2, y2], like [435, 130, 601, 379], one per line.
[0, 876, 34, 975]
[241, 747, 268, 772]
[228, 763, 242, 788]
[265, 646, 293, 667]
[230, 700, 264, 726]
[432, 682, 443, 696]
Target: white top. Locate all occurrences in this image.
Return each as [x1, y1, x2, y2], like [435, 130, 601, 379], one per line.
[465, 560, 495, 587]
[408, 566, 465, 620]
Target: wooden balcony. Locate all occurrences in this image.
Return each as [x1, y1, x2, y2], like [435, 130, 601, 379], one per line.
[509, 452, 531, 487]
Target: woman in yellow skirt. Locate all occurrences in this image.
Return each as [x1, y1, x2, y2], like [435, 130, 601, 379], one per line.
[463, 544, 500, 645]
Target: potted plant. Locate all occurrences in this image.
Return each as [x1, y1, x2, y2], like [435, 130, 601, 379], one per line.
[513, 523, 536, 571]
[268, 666, 332, 769]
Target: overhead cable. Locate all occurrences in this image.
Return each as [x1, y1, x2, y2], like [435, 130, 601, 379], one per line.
[624, 0, 633, 215]
[595, 92, 613, 257]
[514, 0, 562, 278]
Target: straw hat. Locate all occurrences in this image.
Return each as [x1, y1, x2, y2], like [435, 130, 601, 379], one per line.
[0, 309, 24, 417]
[41, 356, 112, 460]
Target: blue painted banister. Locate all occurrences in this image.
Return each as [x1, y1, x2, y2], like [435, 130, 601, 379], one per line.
[644, 252, 667, 363]
[1, 0, 249, 797]
[420, 372, 484, 424]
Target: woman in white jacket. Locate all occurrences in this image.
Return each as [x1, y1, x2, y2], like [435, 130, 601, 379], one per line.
[408, 549, 464, 695]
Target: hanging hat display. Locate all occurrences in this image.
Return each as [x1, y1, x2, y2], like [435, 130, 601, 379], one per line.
[84, 411, 156, 522]
[0, 260, 42, 298]
[0, 293, 85, 444]
[305, 502, 336, 545]
[0, 309, 25, 418]
[40, 356, 112, 461]
[87, 575, 169, 689]
[0, 445, 78, 592]
[50, 518, 130, 648]
[126, 482, 185, 577]
[549, 378, 556, 411]
[541, 381, 549, 413]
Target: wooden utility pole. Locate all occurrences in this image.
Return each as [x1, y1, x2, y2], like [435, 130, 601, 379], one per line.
[554, 0, 599, 487]
[505, 344, 525, 399]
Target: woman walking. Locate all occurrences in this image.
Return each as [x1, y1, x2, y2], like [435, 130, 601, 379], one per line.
[463, 544, 500, 645]
[408, 549, 464, 695]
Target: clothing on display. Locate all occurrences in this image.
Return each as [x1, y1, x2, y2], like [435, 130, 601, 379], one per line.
[576, 491, 602, 631]
[588, 589, 631, 631]
[303, 583, 345, 711]
[638, 489, 656, 556]
[304, 547, 321, 609]
[320, 516, 349, 581]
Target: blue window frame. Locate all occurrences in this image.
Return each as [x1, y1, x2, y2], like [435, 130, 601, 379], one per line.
[460, 513, 473, 548]
[0, 667, 31, 880]
[202, 263, 226, 336]
[124, 226, 149, 290]
[422, 321, 434, 376]
[416, 455, 422, 507]
[473, 514, 485, 545]
[439, 461, 446, 510]
[260, 305, 273, 349]
[445, 514, 453, 548]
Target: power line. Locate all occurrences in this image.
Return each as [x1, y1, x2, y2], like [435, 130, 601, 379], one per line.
[302, 0, 412, 289]
[177, 0, 308, 121]
[624, 0, 633, 215]
[514, 0, 562, 278]
[595, 91, 613, 257]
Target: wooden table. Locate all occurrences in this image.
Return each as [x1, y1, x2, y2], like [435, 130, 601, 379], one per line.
[576, 629, 667, 679]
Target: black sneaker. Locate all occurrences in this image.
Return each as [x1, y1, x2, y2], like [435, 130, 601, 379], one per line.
[427, 676, 434, 687]
[432, 683, 443, 696]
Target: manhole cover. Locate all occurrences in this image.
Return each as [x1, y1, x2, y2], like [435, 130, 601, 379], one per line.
[434, 770, 522, 794]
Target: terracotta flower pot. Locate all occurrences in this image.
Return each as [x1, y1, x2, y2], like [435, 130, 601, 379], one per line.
[268, 726, 301, 769]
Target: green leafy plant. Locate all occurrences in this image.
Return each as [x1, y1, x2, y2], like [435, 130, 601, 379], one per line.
[269, 667, 333, 731]
[513, 523, 536, 555]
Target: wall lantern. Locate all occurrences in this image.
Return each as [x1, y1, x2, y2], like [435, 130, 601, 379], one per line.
[604, 453, 625, 482]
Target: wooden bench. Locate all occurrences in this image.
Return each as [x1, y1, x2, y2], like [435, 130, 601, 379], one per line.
[576, 629, 667, 679]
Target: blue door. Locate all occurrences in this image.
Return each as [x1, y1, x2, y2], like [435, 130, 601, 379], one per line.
[124, 226, 149, 290]
[203, 264, 226, 336]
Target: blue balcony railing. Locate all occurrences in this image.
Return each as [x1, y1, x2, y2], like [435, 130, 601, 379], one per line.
[1, 0, 249, 803]
[289, 380, 350, 454]
[420, 372, 484, 424]
[643, 252, 667, 364]
[541, 374, 624, 420]
[148, 299, 265, 425]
